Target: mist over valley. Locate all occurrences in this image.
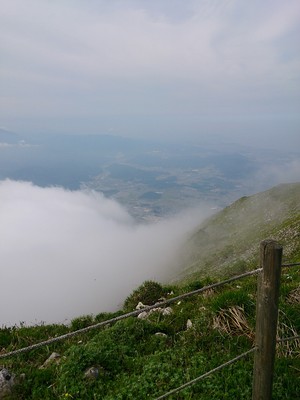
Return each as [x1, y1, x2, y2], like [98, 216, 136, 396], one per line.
[1, 2, 300, 397]
[0, 130, 299, 326]
[1, 0, 300, 330]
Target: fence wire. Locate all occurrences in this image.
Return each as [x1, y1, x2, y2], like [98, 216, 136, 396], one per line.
[154, 332, 300, 400]
[282, 262, 300, 268]
[1, 250, 298, 400]
[277, 335, 300, 343]
[0, 268, 262, 360]
[154, 334, 300, 400]
[154, 347, 257, 400]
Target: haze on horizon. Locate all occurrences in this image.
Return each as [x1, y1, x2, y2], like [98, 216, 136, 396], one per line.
[0, 0, 299, 150]
[1, 1, 300, 326]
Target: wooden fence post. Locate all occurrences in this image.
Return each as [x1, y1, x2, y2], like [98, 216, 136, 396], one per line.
[252, 240, 282, 400]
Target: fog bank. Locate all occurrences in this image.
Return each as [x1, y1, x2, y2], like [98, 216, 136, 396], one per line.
[0, 180, 210, 326]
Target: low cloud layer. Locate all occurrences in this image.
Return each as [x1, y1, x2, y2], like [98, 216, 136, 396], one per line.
[0, 180, 210, 327]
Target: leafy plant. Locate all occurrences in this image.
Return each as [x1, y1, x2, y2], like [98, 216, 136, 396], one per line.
[123, 280, 166, 311]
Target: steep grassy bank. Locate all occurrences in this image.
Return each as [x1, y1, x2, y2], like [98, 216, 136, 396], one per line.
[1, 182, 299, 399]
[1, 265, 299, 399]
[176, 182, 300, 282]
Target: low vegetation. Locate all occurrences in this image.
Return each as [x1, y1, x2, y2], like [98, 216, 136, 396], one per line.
[1, 183, 299, 399]
[1, 265, 299, 399]
[178, 182, 300, 282]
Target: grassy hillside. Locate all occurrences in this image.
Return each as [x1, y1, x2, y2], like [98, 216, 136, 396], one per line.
[1, 183, 299, 399]
[1, 270, 300, 399]
[176, 182, 300, 282]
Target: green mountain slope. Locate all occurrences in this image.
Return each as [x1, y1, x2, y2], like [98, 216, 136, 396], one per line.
[1, 183, 299, 399]
[177, 182, 300, 282]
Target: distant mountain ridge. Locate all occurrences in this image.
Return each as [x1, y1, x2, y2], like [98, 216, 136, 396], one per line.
[177, 182, 300, 282]
[0, 128, 21, 144]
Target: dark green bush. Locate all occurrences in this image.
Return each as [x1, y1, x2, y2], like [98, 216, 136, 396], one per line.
[0, 327, 13, 348]
[123, 280, 165, 312]
[185, 280, 204, 291]
[94, 310, 123, 323]
[70, 315, 94, 331]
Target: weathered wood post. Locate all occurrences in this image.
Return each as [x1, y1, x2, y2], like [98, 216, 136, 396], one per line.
[252, 240, 282, 400]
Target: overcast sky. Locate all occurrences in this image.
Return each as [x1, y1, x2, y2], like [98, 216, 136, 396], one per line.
[1, 0, 299, 145]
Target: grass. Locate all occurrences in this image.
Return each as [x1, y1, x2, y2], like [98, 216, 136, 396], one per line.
[2, 183, 300, 398]
[178, 183, 300, 281]
[1, 265, 299, 399]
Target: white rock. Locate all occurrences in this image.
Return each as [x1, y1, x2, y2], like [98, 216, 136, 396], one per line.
[137, 311, 148, 320]
[84, 367, 99, 380]
[162, 307, 173, 316]
[40, 352, 61, 369]
[137, 306, 173, 319]
[0, 368, 15, 399]
[186, 319, 193, 329]
[158, 297, 167, 302]
[136, 302, 147, 310]
[155, 332, 168, 338]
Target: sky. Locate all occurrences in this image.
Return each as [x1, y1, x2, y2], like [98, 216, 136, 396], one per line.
[0, 180, 210, 326]
[1, 0, 300, 145]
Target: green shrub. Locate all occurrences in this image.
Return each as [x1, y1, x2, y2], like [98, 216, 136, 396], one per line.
[0, 327, 13, 348]
[123, 280, 165, 312]
[4, 263, 300, 400]
[94, 310, 123, 323]
[185, 280, 204, 291]
[71, 315, 94, 331]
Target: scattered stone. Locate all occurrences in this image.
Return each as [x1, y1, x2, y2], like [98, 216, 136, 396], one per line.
[137, 306, 173, 320]
[40, 352, 61, 369]
[161, 307, 173, 316]
[186, 319, 193, 329]
[137, 311, 148, 320]
[155, 332, 168, 338]
[0, 368, 15, 399]
[157, 297, 167, 302]
[84, 367, 99, 380]
[136, 302, 147, 310]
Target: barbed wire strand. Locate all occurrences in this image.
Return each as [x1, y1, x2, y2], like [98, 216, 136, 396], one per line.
[154, 347, 256, 400]
[154, 335, 300, 400]
[281, 262, 300, 268]
[0, 268, 262, 360]
[277, 335, 300, 343]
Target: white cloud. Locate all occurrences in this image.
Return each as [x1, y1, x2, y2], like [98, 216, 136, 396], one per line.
[0, 180, 209, 326]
